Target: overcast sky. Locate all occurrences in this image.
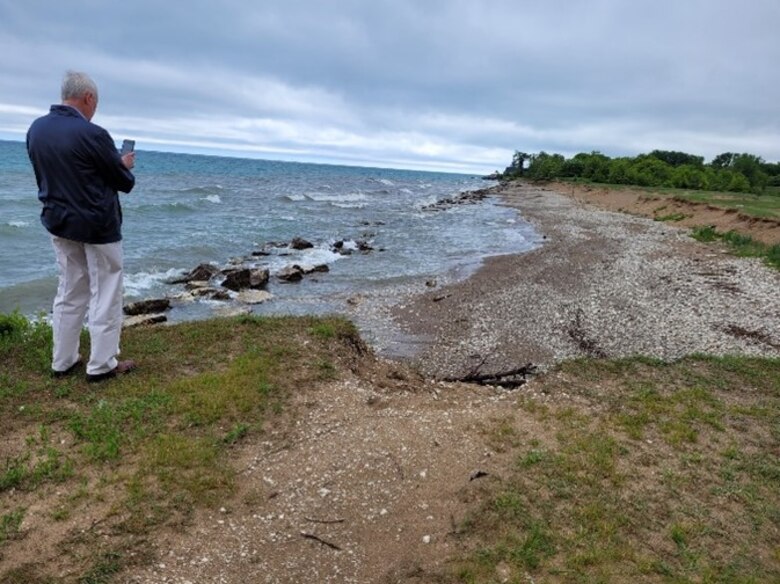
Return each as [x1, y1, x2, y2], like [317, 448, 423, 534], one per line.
[0, 0, 778, 173]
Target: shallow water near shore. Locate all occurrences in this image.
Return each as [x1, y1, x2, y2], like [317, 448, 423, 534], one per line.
[0, 140, 539, 335]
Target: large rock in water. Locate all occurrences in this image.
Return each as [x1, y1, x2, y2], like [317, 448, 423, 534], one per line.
[170, 263, 219, 284]
[276, 265, 304, 282]
[290, 237, 314, 250]
[221, 268, 270, 291]
[123, 298, 171, 316]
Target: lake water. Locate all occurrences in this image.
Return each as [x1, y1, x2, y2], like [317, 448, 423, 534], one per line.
[0, 139, 539, 329]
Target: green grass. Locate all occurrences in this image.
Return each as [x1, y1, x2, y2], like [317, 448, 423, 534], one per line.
[0, 313, 363, 581]
[452, 355, 780, 583]
[691, 226, 780, 269]
[0, 508, 25, 545]
[655, 212, 690, 222]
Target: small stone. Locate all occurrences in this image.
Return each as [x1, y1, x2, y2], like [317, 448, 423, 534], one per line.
[422, 535, 431, 544]
[237, 290, 274, 304]
[123, 314, 167, 328]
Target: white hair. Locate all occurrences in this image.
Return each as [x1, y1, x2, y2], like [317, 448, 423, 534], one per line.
[61, 70, 98, 101]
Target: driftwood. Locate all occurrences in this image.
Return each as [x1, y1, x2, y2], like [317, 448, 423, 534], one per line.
[300, 532, 342, 551]
[443, 359, 537, 389]
[304, 516, 345, 525]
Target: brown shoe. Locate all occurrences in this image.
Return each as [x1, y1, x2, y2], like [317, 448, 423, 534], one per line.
[86, 360, 137, 383]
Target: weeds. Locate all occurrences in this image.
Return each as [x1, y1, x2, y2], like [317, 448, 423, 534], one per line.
[454, 355, 780, 582]
[655, 212, 689, 222]
[691, 226, 780, 269]
[0, 508, 25, 545]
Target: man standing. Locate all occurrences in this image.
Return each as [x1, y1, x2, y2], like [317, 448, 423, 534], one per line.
[27, 71, 136, 383]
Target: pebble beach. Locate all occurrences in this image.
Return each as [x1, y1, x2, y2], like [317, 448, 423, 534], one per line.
[378, 182, 780, 378]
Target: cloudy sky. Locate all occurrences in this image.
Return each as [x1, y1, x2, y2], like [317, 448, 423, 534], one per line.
[0, 0, 778, 173]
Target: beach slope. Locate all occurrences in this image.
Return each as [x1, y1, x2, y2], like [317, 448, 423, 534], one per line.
[394, 182, 780, 379]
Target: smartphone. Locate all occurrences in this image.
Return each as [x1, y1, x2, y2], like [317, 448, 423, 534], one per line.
[120, 139, 135, 155]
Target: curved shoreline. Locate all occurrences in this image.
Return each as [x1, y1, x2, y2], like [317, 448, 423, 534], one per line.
[386, 182, 780, 378]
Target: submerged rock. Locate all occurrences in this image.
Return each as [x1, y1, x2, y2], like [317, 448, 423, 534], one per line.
[169, 263, 219, 284]
[300, 264, 330, 274]
[237, 290, 274, 304]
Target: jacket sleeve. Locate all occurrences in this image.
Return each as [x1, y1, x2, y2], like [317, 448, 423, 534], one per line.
[89, 127, 136, 194]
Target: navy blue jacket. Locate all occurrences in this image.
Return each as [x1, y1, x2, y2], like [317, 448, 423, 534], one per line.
[27, 105, 135, 244]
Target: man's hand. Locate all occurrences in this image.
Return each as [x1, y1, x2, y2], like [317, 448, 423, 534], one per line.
[121, 152, 136, 170]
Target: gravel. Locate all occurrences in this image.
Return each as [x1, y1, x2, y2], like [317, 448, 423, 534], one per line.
[353, 183, 780, 378]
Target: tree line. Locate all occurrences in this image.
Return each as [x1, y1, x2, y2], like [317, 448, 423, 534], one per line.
[504, 150, 780, 194]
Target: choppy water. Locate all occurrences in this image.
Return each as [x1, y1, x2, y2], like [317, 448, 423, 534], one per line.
[0, 139, 539, 322]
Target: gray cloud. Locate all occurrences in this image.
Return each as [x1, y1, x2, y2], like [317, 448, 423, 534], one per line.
[0, 0, 778, 171]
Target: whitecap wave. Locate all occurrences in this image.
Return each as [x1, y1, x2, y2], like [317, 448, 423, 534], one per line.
[331, 202, 367, 209]
[7, 220, 29, 228]
[307, 192, 368, 203]
[302, 247, 345, 265]
[376, 178, 395, 186]
[124, 268, 183, 297]
[176, 184, 224, 194]
[264, 245, 345, 272]
[283, 193, 308, 202]
[133, 201, 196, 213]
[205, 194, 222, 204]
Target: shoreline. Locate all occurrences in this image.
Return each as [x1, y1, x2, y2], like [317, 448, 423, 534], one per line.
[385, 181, 780, 378]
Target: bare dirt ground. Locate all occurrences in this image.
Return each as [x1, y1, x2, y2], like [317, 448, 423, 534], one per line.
[124, 365, 533, 584]
[551, 181, 780, 245]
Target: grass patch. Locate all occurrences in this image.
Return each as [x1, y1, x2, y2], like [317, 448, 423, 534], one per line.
[0, 508, 25, 546]
[654, 212, 689, 222]
[691, 225, 780, 269]
[452, 355, 780, 583]
[0, 313, 364, 581]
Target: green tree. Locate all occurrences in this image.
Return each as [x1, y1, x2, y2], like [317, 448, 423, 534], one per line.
[710, 152, 737, 169]
[670, 165, 709, 190]
[527, 152, 565, 180]
[576, 152, 611, 182]
[731, 154, 768, 192]
[725, 171, 752, 193]
[649, 150, 704, 167]
[607, 158, 632, 184]
[627, 155, 672, 186]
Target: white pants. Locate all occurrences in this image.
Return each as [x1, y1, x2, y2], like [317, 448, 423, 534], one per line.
[51, 236, 124, 375]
